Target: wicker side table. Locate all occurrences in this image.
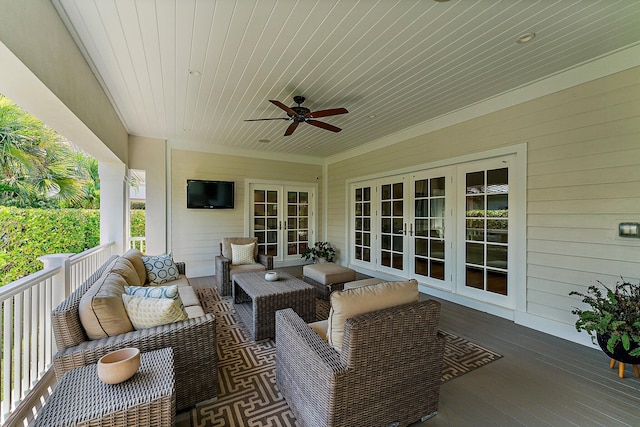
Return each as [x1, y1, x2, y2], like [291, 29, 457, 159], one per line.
[35, 348, 175, 427]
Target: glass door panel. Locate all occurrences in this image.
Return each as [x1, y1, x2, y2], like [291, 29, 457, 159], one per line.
[285, 189, 310, 259]
[412, 175, 446, 282]
[379, 178, 406, 274]
[464, 167, 509, 295]
[253, 189, 279, 257]
[352, 184, 373, 268]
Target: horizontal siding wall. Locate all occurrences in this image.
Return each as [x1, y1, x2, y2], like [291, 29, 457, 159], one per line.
[170, 149, 322, 277]
[327, 66, 640, 339]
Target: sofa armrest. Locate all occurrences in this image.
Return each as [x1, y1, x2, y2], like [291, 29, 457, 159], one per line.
[52, 314, 217, 411]
[176, 261, 186, 275]
[257, 253, 274, 270]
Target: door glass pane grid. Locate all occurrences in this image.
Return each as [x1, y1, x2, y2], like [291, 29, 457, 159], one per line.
[381, 183, 403, 270]
[287, 191, 309, 256]
[464, 168, 508, 295]
[414, 177, 445, 280]
[354, 186, 372, 262]
[254, 189, 279, 256]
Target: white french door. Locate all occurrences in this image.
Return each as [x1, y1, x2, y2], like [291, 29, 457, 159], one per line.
[409, 169, 452, 289]
[249, 183, 316, 264]
[377, 176, 408, 275]
[457, 158, 514, 306]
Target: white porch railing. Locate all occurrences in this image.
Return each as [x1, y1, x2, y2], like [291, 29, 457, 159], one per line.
[129, 236, 146, 254]
[0, 242, 115, 425]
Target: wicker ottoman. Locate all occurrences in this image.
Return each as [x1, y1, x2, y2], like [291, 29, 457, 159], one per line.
[35, 348, 175, 427]
[343, 277, 386, 290]
[303, 263, 356, 300]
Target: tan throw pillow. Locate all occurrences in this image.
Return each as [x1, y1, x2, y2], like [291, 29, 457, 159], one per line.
[122, 294, 187, 330]
[326, 279, 419, 351]
[79, 272, 134, 340]
[231, 243, 256, 265]
[122, 248, 147, 285]
[108, 257, 141, 287]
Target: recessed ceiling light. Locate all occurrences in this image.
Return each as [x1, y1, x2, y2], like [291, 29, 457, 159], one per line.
[433, 0, 451, 2]
[183, 128, 191, 132]
[189, 69, 201, 76]
[516, 33, 535, 44]
[258, 139, 270, 143]
[368, 114, 376, 119]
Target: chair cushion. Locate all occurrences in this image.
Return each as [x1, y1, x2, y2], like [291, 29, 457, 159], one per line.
[185, 305, 206, 319]
[326, 279, 419, 351]
[177, 286, 201, 307]
[141, 253, 180, 284]
[108, 257, 142, 287]
[79, 272, 134, 340]
[229, 263, 266, 276]
[221, 237, 258, 261]
[231, 243, 256, 265]
[122, 294, 188, 330]
[122, 248, 147, 285]
[303, 263, 356, 285]
[308, 320, 329, 342]
[343, 277, 386, 290]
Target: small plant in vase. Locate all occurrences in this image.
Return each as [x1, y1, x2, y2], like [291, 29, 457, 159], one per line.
[569, 279, 640, 368]
[301, 241, 336, 263]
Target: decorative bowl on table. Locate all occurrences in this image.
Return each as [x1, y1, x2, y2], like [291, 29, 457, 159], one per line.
[264, 271, 279, 282]
[97, 347, 141, 384]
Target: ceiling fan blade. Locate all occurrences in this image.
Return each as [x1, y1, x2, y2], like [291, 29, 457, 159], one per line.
[269, 100, 298, 116]
[284, 122, 299, 136]
[307, 120, 341, 133]
[307, 107, 348, 118]
[244, 117, 290, 121]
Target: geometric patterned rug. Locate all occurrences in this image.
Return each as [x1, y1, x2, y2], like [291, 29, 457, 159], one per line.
[191, 287, 501, 426]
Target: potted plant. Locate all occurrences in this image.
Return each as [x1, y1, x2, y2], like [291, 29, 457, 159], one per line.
[301, 241, 336, 263]
[569, 279, 640, 362]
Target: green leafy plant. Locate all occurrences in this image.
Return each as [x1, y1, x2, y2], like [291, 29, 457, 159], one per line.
[301, 241, 336, 263]
[570, 280, 640, 357]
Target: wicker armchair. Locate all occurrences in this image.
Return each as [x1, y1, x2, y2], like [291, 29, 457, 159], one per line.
[275, 300, 445, 427]
[214, 237, 274, 296]
[51, 256, 217, 412]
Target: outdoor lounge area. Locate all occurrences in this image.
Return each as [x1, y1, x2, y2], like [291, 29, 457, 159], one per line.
[1, 1, 640, 426]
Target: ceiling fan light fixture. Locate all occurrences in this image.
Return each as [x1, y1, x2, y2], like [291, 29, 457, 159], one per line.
[516, 32, 535, 44]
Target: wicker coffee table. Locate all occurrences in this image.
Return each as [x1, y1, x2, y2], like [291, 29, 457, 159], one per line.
[35, 348, 175, 426]
[233, 271, 316, 341]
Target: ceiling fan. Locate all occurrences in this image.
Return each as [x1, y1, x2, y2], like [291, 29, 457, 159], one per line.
[244, 96, 348, 136]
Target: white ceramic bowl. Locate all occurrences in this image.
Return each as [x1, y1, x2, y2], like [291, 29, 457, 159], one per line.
[97, 347, 141, 384]
[264, 271, 279, 282]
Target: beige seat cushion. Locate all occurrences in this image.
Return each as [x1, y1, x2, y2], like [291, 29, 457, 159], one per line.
[79, 272, 134, 340]
[221, 237, 259, 263]
[108, 257, 142, 287]
[308, 320, 329, 342]
[147, 274, 190, 288]
[122, 248, 147, 285]
[229, 263, 266, 276]
[178, 286, 201, 307]
[185, 305, 206, 319]
[326, 279, 419, 351]
[303, 263, 356, 285]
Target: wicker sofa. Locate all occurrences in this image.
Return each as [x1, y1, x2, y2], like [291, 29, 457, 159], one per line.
[275, 280, 445, 427]
[50, 251, 217, 411]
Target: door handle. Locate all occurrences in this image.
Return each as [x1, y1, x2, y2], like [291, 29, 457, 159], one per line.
[409, 223, 413, 236]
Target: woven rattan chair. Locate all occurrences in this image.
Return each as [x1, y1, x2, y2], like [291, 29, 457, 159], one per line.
[275, 300, 445, 427]
[214, 237, 273, 296]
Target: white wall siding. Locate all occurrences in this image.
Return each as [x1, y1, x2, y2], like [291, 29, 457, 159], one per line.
[170, 149, 322, 277]
[327, 66, 640, 346]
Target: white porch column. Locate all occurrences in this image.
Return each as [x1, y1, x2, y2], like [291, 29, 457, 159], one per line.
[99, 161, 128, 255]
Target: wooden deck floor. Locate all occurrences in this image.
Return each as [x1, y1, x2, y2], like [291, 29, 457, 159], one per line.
[185, 273, 640, 427]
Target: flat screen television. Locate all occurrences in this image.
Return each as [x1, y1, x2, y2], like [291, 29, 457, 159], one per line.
[186, 179, 234, 209]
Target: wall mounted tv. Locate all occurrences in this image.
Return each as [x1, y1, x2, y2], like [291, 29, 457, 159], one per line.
[186, 180, 235, 209]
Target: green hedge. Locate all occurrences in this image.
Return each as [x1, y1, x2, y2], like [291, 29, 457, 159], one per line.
[0, 207, 101, 285]
[130, 209, 145, 237]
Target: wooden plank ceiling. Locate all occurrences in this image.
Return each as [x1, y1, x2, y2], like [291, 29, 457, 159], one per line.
[52, 0, 640, 158]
